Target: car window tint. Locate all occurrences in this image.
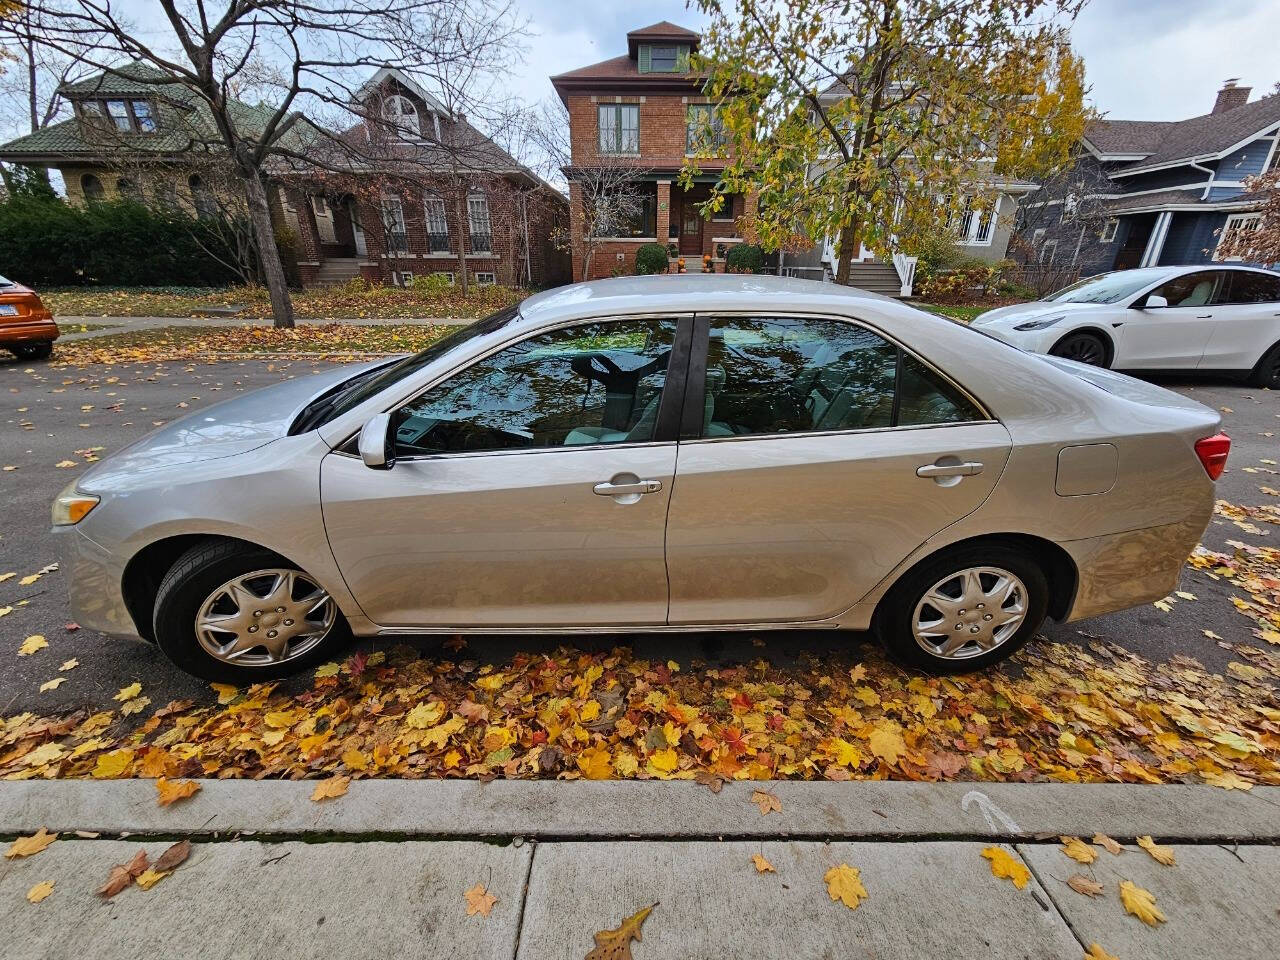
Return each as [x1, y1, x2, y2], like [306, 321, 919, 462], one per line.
[1153, 271, 1223, 307]
[1224, 270, 1280, 304]
[897, 353, 983, 425]
[392, 318, 676, 455]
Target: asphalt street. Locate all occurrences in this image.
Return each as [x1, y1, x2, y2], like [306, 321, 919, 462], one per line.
[1, 348, 1277, 715]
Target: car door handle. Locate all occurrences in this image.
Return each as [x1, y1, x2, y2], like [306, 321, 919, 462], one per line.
[1195, 314, 1212, 319]
[916, 461, 984, 478]
[593, 479, 662, 496]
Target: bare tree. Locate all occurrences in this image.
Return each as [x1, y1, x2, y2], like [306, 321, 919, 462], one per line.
[24, 0, 525, 327]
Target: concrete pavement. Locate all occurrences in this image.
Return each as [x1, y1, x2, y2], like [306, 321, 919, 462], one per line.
[53, 313, 472, 342]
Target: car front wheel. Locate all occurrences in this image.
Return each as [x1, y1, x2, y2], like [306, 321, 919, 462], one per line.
[1049, 331, 1108, 367]
[877, 544, 1049, 672]
[153, 540, 350, 682]
[1250, 343, 1280, 389]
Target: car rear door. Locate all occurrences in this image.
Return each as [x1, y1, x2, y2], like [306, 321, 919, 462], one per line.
[663, 314, 1012, 626]
[1118, 270, 1226, 369]
[320, 314, 690, 628]
[1198, 270, 1280, 371]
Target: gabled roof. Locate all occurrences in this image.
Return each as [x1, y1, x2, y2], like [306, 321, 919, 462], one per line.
[355, 67, 449, 116]
[1081, 119, 1174, 160]
[60, 62, 181, 98]
[550, 22, 706, 100]
[626, 21, 700, 57]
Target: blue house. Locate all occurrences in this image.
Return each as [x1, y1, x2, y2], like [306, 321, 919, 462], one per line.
[1014, 80, 1279, 275]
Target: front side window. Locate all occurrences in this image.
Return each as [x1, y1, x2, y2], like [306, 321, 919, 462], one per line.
[423, 194, 449, 252]
[1222, 270, 1280, 304]
[1152, 270, 1225, 307]
[700, 316, 981, 438]
[591, 187, 657, 238]
[105, 100, 132, 131]
[686, 104, 729, 155]
[382, 195, 407, 255]
[392, 317, 676, 455]
[467, 194, 492, 253]
[382, 94, 420, 138]
[649, 45, 679, 72]
[598, 104, 640, 154]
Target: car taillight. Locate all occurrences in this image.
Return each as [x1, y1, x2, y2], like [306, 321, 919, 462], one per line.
[1195, 433, 1230, 480]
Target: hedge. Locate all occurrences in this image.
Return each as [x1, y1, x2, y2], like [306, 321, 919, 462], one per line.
[725, 243, 764, 274]
[0, 194, 246, 287]
[634, 242, 669, 275]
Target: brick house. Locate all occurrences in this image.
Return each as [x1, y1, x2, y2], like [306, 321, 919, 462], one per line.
[0, 63, 570, 289]
[550, 21, 757, 281]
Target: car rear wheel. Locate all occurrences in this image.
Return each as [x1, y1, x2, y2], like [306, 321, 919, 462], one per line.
[1049, 332, 1108, 367]
[12, 341, 53, 361]
[877, 544, 1049, 672]
[153, 540, 350, 682]
[1250, 343, 1280, 389]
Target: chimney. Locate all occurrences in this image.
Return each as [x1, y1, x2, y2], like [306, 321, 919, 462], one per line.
[1212, 79, 1251, 114]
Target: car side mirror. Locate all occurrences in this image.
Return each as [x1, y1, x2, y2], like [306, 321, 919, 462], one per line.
[1142, 294, 1168, 309]
[358, 412, 395, 469]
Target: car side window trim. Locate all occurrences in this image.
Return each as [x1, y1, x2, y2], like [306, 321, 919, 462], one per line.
[678, 311, 995, 443]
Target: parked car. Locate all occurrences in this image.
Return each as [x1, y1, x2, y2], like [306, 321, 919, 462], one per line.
[971, 264, 1280, 387]
[0, 274, 59, 360]
[55, 275, 1227, 681]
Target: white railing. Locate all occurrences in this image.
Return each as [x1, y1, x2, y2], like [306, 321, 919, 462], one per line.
[892, 253, 917, 297]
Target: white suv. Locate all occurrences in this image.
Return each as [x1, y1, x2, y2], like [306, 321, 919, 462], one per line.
[972, 265, 1280, 386]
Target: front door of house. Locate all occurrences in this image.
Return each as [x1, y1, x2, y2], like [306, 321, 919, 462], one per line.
[349, 200, 367, 257]
[679, 197, 703, 256]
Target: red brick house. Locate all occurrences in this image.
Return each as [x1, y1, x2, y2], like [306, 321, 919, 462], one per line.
[550, 21, 757, 281]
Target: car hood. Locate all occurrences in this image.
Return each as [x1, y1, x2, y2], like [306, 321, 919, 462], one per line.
[77, 360, 387, 490]
[971, 301, 1104, 327]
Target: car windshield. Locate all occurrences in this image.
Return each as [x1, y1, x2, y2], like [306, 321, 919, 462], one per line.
[1043, 268, 1169, 305]
[290, 305, 522, 433]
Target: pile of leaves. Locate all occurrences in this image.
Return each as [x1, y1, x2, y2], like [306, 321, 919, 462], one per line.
[3, 625, 1276, 786]
[53, 323, 452, 365]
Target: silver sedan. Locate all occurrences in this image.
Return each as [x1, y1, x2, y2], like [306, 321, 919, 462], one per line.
[54, 275, 1228, 681]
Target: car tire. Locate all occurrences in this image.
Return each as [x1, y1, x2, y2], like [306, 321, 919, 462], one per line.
[1249, 342, 1280, 389]
[12, 341, 53, 361]
[1048, 332, 1108, 367]
[153, 540, 351, 682]
[876, 543, 1049, 673]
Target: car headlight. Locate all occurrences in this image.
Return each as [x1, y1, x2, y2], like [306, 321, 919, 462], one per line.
[1013, 314, 1066, 331]
[52, 483, 99, 526]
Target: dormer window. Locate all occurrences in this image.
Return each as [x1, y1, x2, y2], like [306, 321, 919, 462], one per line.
[382, 94, 420, 138]
[639, 43, 688, 73]
[77, 98, 158, 134]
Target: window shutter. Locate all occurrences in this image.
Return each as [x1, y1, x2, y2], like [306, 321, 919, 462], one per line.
[638, 45, 650, 74]
[677, 46, 690, 73]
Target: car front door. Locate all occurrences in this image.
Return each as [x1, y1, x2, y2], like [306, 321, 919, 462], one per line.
[663, 314, 1012, 626]
[1198, 270, 1280, 371]
[320, 315, 688, 628]
[1118, 270, 1226, 368]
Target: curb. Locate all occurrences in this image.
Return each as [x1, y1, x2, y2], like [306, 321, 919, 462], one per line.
[2, 780, 1277, 841]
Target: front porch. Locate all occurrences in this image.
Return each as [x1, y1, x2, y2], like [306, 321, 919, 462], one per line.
[1109, 209, 1234, 271]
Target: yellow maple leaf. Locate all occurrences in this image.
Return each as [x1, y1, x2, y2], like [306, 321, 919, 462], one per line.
[155, 778, 201, 807]
[406, 701, 444, 729]
[1059, 836, 1097, 864]
[120, 696, 150, 716]
[310, 775, 350, 802]
[6, 828, 57, 859]
[135, 868, 169, 891]
[341, 749, 368, 771]
[1119, 880, 1166, 926]
[1202, 769, 1253, 790]
[26, 881, 54, 904]
[92, 749, 135, 779]
[1135, 836, 1176, 866]
[577, 745, 613, 780]
[463, 882, 497, 917]
[59, 658, 79, 672]
[868, 725, 906, 765]
[648, 747, 678, 773]
[113, 682, 142, 701]
[210, 682, 239, 704]
[824, 863, 868, 910]
[751, 789, 782, 815]
[981, 846, 1030, 889]
[18, 635, 48, 656]
[1083, 945, 1118, 960]
[586, 904, 655, 960]
[751, 853, 775, 874]
[579, 699, 601, 722]
[39, 677, 67, 692]
[831, 738, 861, 767]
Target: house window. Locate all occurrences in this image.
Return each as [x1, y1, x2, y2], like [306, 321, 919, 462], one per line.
[649, 45, 679, 72]
[131, 100, 157, 132]
[1217, 213, 1262, 262]
[382, 195, 407, 255]
[432, 272, 456, 285]
[958, 199, 995, 245]
[97, 99, 157, 134]
[710, 195, 736, 222]
[1040, 239, 1058, 265]
[77, 100, 108, 132]
[382, 94, 420, 138]
[80, 173, 105, 202]
[399, 271, 415, 286]
[591, 187, 657, 238]
[598, 104, 639, 154]
[686, 104, 729, 155]
[189, 175, 218, 219]
[474, 271, 495, 286]
[105, 100, 132, 132]
[423, 194, 450, 253]
[1100, 218, 1118, 243]
[467, 193, 492, 253]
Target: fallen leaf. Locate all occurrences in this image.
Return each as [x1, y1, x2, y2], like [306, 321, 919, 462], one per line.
[134, 868, 169, 890]
[120, 696, 150, 716]
[981, 846, 1030, 889]
[577, 745, 613, 780]
[210, 682, 239, 704]
[113, 682, 142, 701]
[39, 677, 67, 692]
[1067, 874, 1105, 897]
[156, 778, 201, 807]
[1092, 834, 1124, 856]
[58, 658, 79, 672]
[1135, 836, 1176, 866]
[823, 863, 868, 910]
[751, 789, 782, 815]
[55, 460, 76, 468]
[153, 839, 192, 873]
[18, 635, 48, 656]
[1174, 591, 1197, 601]
[1083, 945, 1119, 960]
[694, 771, 724, 793]
[26, 881, 54, 904]
[310, 775, 350, 802]
[868, 725, 907, 765]
[751, 853, 775, 874]
[92, 749, 134, 778]
[6, 828, 57, 858]
[1060, 836, 1098, 864]
[586, 904, 656, 960]
[1119, 880, 1166, 926]
[98, 850, 149, 897]
[463, 882, 497, 917]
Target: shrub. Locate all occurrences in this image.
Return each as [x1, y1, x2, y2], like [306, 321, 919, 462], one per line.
[634, 242, 669, 275]
[725, 243, 764, 274]
[410, 273, 453, 295]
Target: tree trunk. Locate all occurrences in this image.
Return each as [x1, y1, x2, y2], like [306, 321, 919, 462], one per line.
[454, 194, 470, 295]
[242, 169, 296, 329]
[834, 219, 861, 285]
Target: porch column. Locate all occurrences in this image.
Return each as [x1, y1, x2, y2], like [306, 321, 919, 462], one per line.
[568, 180, 587, 283]
[656, 180, 671, 265]
[1139, 211, 1173, 268]
[288, 186, 323, 287]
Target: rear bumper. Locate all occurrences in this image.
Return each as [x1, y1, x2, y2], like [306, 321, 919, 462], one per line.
[0, 317, 59, 346]
[54, 525, 141, 641]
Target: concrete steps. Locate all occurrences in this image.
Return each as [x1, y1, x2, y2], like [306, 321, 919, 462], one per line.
[846, 260, 903, 296]
[314, 257, 364, 288]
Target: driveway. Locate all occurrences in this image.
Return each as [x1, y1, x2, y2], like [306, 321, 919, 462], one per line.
[1, 351, 1276, 715]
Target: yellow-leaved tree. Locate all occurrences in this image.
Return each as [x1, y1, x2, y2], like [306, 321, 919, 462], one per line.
[682, 0, 1091, 284]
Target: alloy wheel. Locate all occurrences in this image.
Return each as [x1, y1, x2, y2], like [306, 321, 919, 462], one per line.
[1054, 335, 1105, 366]
[912, 566, 1028, 660]
[195, 568, 336, 667]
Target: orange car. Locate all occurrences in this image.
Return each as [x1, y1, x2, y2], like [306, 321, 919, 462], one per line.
[0, 274, 59, 360]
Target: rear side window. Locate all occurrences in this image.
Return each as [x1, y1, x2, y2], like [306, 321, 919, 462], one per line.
[1223, 270, 1280, 304]
[700, 316, 983, 438]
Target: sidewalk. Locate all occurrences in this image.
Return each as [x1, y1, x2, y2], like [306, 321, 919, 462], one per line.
[55, 313, 472, 341]
[3, 781, 1277, 959]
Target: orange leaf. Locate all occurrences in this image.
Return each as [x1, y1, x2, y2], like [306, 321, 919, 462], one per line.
[155, 778, 201, 807]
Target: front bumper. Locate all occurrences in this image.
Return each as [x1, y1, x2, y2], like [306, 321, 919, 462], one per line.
[55, 525, 142, 641]
[974, 324, 1060, 355]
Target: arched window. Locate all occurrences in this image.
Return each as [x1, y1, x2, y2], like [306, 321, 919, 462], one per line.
[188, 174, 218, 219]
[115, 177, 141, 201]
[80, 173, 105, 203]
[382, 94, 420, 138]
